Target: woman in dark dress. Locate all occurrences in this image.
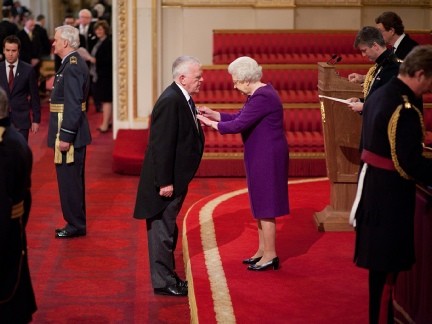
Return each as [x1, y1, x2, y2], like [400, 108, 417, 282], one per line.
[88, 20, 112, 133]
[197, 56, 289, 271]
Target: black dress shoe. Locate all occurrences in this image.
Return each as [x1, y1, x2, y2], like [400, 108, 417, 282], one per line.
[247, 257, 280, 271]
[242, 256, 262, 264]
[154, 284, 188, 297]
[173, 273, 188, 288]
[55, 229, 86, 239]
[55, 227, 66, 233]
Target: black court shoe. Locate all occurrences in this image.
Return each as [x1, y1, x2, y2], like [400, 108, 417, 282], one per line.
[247, 257, 279, 271]
[242, 256, 262, 265]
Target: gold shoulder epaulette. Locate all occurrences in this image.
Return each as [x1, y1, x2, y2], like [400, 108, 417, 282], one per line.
[388, 95, 425, 179]
[70, 56, 78, 64]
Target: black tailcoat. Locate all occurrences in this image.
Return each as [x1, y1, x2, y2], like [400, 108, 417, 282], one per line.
[134, 82, 204, 219]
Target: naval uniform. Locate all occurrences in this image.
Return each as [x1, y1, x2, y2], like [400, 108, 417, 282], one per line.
[47, 52, 91, 234]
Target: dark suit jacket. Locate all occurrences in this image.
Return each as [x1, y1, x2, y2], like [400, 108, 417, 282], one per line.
[395, 34, 419, 60]
[133, 82, 205, 219]
[93, 37, 112, 80]
[33, 24, 51, 57]
[0, 19, 19, 61]
[77, 22, 97, 52]
[0, 60, 41, 129]
[16, 29, 42, 64]
[48, 51, 91, 148]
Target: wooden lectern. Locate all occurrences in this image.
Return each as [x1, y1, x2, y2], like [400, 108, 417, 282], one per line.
[314, 62, 363, 231]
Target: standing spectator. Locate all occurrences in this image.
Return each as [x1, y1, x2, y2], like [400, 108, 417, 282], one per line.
[0, 35, 40, 142]
[77, 9, 96, 53]
[77, 8, 99, 112]
[48, 25, 91, 239]
[133, 56, 204, 296]
[0, 86, 37, 323]
[88, 20, 112, 132]
[375, 11, 419, 60]
[350, 45, 432, 324]
[197, 56, 289, 271]
[16, 15, 41, 68]
[0, 6, 19, 61]
[34, 14, 51, 58]
[34, 14, 51, 95]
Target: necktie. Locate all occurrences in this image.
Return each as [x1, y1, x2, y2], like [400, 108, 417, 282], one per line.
[188, 98, 198, 128]
[8, 64, 14, 91]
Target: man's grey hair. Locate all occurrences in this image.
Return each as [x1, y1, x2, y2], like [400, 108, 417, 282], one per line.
[55, 25, 80, 49]
[228, 56, 263, 82]
[172, 56, 201, 79]
[0, 87, 9, 119]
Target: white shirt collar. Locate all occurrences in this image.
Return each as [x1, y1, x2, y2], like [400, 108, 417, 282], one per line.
[393, 34, 406, 50]
[175, 82, 191, 102]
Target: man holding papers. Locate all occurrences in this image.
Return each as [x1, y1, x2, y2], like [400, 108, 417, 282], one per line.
[347, 27, 400, 113]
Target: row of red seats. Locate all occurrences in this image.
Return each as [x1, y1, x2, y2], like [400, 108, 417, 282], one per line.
[212, 29, 432, 64]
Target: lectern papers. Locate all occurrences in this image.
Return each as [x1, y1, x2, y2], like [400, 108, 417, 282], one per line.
[318, 95, 351, 105]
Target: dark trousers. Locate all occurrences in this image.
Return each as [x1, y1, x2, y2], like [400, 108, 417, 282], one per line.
[55, 146, 87, 233]
[146, 193, 186, 288]
[369, 270, 398, 324]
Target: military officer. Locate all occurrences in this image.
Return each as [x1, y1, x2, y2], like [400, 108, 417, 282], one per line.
[350, 45, 432, 324]
[48, 25, 91, 238]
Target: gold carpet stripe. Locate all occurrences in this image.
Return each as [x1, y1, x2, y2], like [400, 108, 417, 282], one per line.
[184, 177, 328, 323]
[200, 188, 247, 324]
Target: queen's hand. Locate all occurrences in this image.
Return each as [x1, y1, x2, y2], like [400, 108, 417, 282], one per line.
[196, 114, 211, 126]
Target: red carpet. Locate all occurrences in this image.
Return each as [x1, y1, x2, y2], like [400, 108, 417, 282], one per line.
[183, 178, 369, 323]
[26, 102, 368, 323]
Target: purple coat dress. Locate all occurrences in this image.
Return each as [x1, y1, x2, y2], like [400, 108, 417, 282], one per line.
[218, 84, 289, 219]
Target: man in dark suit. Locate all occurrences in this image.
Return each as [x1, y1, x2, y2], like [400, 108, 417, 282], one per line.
[48, 25, 91, 239]
[134, 56, 205, 297]
[77, 9, 96, 53]
[77, 8, 99, 112]
[0, 35, 40, 141]
[375, 11, 419, 60]
[0, 86, 37, 323]
[16, 15, 42, 67]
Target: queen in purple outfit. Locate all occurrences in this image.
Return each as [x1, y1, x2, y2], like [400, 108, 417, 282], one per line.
[197, 56, 289, 271]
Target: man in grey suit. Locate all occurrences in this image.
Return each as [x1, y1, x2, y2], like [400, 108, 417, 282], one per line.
[134, 56, 205, 296]
[0, 35, 40, 142]
[48, 25, 91, 239]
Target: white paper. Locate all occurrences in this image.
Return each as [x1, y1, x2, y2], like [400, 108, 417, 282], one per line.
[318, 95, 351, 105]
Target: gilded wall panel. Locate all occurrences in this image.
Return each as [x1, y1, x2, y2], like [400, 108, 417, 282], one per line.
[117, 0, 128, 121]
